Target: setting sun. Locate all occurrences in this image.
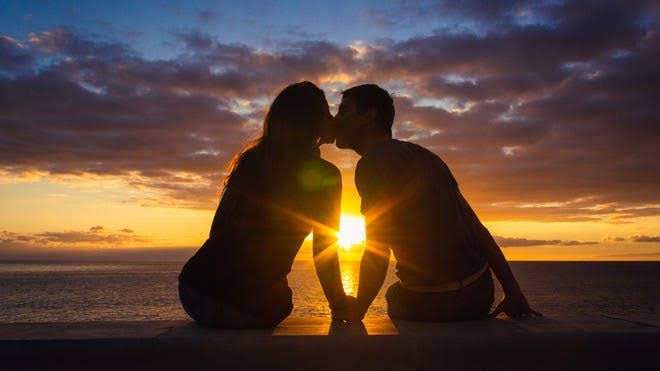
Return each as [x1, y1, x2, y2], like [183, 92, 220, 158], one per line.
[335, 214, 366, 250]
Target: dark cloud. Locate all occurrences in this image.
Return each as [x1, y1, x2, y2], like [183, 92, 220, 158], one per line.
[361, 1, 646, 82]
[362, 0, 555, 33]
[0, 0, 658, 222]
[27, 27, 131, 59]
[494, 236, 598, 247]
[0, 36, 33, 72]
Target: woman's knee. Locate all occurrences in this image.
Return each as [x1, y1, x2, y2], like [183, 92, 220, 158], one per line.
[178, 280, 205, 323]
[385, 282, 400, 304]
[385, 282, 407, 319]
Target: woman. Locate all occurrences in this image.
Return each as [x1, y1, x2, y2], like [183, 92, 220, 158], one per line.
[178, 81, 351, 328]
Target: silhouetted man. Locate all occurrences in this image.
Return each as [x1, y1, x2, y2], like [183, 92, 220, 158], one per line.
[332, 84, 540, 322]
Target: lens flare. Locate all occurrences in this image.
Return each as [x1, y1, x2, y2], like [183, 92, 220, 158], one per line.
[335, 214, 365, 250]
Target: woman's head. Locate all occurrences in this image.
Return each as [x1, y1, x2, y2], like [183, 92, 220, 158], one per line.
[262, 81, 332, 150]
[223, 81, 332, 190]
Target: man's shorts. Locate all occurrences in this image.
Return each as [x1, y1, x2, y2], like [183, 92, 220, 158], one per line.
[385, 269, 494, 322]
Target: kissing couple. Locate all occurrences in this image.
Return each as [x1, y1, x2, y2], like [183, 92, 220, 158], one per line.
[178, 81, 540, 328]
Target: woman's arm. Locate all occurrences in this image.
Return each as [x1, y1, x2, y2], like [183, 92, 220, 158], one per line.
[332, 197, 392, 321]
[312, 169, 351, 311]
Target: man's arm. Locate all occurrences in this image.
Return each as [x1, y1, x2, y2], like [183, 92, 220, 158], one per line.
[354, 230, 391, 317]
[458, 191, 541, 317]
[313, 229, 350, 311]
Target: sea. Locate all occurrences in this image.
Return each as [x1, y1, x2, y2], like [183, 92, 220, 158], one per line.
[0, 261, 658, 322]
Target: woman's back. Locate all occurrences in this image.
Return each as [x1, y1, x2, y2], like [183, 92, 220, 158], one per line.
[178, 147, 340, 313]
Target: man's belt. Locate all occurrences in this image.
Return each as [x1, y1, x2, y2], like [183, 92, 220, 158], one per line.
[400, 262, 489, 293]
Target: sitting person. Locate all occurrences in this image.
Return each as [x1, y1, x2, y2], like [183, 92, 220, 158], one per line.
[331, 84, 540, 322]
[178, 81, 353, 328]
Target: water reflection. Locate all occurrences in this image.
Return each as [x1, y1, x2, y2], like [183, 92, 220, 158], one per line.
[341, 264, 358, 296]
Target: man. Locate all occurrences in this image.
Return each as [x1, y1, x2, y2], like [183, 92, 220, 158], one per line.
[332, 84, 540, 322]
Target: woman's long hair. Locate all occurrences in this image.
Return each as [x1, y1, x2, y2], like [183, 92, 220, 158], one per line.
[222, 81, 329, 198]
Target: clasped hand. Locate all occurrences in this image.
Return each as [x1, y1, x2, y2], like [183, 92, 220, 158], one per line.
[331, 295, 365, 322]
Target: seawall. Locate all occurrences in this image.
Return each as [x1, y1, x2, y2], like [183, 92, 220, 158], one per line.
[1, 315, 658, 370]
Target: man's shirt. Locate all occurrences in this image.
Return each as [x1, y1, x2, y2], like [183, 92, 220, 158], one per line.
[355, 138, 487, 285]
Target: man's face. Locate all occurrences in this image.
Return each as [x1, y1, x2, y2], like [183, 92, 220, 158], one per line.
[317, 104, 336, 145]
[334, 96, 365, 149]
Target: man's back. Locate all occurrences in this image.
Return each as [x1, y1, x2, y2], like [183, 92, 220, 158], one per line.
[355, 139, 487, 285]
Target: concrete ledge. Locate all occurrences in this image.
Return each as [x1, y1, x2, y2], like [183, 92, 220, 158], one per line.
[1, 315, 658, 370]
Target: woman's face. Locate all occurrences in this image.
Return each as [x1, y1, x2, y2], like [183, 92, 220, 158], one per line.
[317, 102, 336, 145]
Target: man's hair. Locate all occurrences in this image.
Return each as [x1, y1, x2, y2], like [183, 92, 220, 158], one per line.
[341, 84, 394, 135]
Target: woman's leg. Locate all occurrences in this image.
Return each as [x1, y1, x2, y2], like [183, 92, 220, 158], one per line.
[178, 280, 275, 328]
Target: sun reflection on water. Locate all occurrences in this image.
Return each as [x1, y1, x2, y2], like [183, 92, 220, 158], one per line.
[341, 265, 358, 296]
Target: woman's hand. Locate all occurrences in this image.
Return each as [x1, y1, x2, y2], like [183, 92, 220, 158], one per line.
[490, 289, 542, 318]
[330, 294, 356, 312]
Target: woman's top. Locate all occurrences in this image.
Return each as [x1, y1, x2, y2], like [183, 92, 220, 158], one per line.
[179, 147, 341, 314]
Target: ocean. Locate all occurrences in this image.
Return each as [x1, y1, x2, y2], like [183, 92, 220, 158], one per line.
[0, 261, 658, 322]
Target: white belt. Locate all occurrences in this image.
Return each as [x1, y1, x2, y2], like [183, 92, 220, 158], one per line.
[400, 262, 489, 293]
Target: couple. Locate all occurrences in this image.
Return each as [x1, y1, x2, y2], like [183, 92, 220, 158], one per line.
[178, 82, 540, 328]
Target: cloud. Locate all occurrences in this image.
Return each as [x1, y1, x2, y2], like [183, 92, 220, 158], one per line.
[0, 0, 659, 222]
[0, 227, 150, 246]
[494, 236, 598, 247]
[603, 235, 660, 243]
[0, 228, 189, 261]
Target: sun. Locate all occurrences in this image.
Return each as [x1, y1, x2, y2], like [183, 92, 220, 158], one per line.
[335, 214, 365, 250]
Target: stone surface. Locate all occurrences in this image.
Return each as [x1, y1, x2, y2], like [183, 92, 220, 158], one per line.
[1, 315, 658, 370]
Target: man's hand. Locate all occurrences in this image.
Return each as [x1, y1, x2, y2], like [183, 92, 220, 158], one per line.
[490, 289, 542, 318]
[331, 299, 366, 322]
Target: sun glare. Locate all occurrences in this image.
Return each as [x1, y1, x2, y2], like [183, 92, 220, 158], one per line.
[335, 214, 366, 250]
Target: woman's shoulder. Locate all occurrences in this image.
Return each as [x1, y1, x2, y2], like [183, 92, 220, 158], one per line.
[294, 157, 341, 194]
[318, 158, 341, 177]
[317, 158, 341, 191]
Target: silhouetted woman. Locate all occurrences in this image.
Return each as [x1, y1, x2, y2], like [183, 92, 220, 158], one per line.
[178, 81, 351, 328]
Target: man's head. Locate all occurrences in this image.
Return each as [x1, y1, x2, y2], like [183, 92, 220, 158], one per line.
[335, 84, 394, 151]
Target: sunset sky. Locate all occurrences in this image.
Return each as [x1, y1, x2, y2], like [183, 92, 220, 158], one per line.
[1, 0, 659, 261]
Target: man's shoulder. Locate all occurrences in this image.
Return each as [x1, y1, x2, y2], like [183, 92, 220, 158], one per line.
[356, 139, 457, 189]
[355, 139, 409, 187]
[357, 139, 432, 170]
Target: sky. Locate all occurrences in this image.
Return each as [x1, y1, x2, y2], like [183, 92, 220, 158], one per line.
[1, 0, 659, 261]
